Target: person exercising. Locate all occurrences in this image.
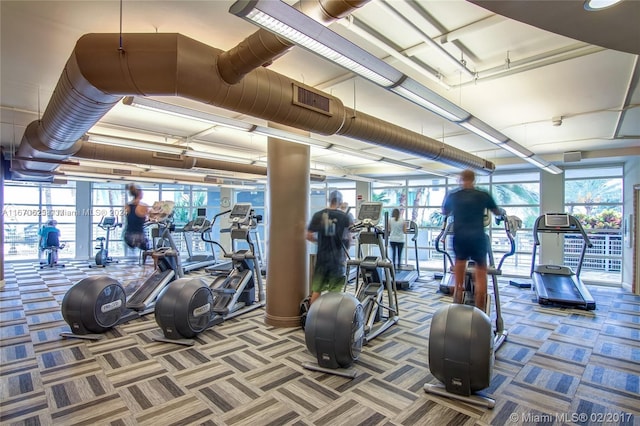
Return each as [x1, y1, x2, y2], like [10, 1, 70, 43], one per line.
[124, 183, 150, 251]
[306, 190, 354, 306]
[442, 169, 503, 312]
[388, 208, 407, 269]
[39, 219, 62, 264]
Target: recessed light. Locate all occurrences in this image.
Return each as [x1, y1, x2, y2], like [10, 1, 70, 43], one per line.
[584, 0, 623, 11]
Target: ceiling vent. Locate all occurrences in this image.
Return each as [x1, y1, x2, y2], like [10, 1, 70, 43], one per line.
[153, 152, 185, 161]
[293, 83, 332, 116]
[112, 169, 132, 176]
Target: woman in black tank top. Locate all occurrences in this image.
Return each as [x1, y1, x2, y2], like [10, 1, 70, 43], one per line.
[124, 184, 150, 250]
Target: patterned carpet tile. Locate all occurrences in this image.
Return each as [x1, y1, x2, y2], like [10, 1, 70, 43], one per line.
[1, 262, 640, 425]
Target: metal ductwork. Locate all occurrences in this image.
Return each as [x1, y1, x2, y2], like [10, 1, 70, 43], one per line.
[217, 0, 370, 84]
[72, 140, 326, 181]
[74, 141, 197, 169]
[13, 31, 494, 181]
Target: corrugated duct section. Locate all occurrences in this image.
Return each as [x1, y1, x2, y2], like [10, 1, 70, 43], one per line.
[74, 140, 327, 181]
[76, 141, 262, 175]
[13, 31, 494, 179]
[218, 0, 370, 84]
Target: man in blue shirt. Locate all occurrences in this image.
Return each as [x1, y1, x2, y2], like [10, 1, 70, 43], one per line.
[442, 169, 503, 312]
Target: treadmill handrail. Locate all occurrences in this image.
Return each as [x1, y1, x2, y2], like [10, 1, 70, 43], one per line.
[531, 213, 592, 277]
[532, 213, 593, 247]
[434, 217, 454, 269]
[200, 209, 233, 257]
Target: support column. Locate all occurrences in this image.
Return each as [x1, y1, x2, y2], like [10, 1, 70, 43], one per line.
[265, 135, 309, 327]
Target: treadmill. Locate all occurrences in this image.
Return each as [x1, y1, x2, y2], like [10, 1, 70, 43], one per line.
[179, 208, 217, 273]
[530, 213, 596, 310]
[395, 220, 420, 290]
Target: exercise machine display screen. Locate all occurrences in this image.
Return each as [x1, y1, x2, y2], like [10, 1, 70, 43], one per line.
[196, 208, 207, 217]
[102, 216, 116, 227]
[191, 217, 207, 228]
[357, 202, 382, 222]
[544, 213, 570, 228]
[230, 203, 251, 222]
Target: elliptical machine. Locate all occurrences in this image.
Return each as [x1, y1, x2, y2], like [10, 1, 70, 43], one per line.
[61, 201, 182, 340]
[302, 202, 399, 378]
[425, 210, 518, 408]
[153, 203, 266, 346]
[91, 215, 122, 267]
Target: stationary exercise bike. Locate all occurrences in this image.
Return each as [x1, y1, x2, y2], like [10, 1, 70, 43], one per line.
[92, 216, 122, 267]
[302, 202, 399, 378]
[425, 210, 518, 408]
[39, 224, 65, 269]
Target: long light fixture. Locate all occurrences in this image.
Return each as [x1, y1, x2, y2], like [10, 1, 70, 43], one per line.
[123, 96, 435, 174]
[230, 0, 563, 174]
[86, 133, 186, 155]
[252, 126, 330, 148]
[229, 1, 403, 87]
[458, 117, 508, 145]
[123, 96, 255, 132]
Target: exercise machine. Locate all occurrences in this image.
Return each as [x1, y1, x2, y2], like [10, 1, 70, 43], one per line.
[394, 220, 420, 290]
[348, 202, 399, 343]
[302, 202, 399, 378]
[205, 207, 266, 276]
[530, 213, 596, 310]
[91, 215, 122, 267]
[60, 201, 182, 340]
[424, 210, 516, 408]
[39, 225, 65, 269]
[436, 210, 493, 296]
[202, 209, 234, 275]
[153, 203, 266, 345]
[178, 208, 218, 273]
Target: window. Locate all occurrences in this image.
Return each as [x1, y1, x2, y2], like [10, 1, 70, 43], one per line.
[564, 166, 623, 282]
[4, 182, 77, 260]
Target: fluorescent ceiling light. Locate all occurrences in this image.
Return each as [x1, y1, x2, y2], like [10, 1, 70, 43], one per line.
[522, 155, 562, 174]
[329, 145, 382, 161]
[86, 133, 186, 155]
[392, 80, 469, 122]
[543, 164, 563, 175]
[459, 119, 508, 145]
[183, 150, 255, 165]
[230, 0, 403, 87]
[500, 140, 533, 159]
[123, 96, 255, 132]
[379, 157, 421, 170]
[229, 0, 559, 174]
[253, 126, 331, 148]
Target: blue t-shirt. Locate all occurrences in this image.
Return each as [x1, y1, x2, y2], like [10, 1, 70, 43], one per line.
[39, 225, 60, 248]
[442, 188, 498, 239]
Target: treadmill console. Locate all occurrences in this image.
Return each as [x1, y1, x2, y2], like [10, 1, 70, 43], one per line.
[229, 203, 252, 224]
[544, 213, 570, 228]
[357, 202, 382, 225]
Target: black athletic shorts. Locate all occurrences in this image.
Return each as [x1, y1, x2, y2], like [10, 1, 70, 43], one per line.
[453, 234, 488, 267]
